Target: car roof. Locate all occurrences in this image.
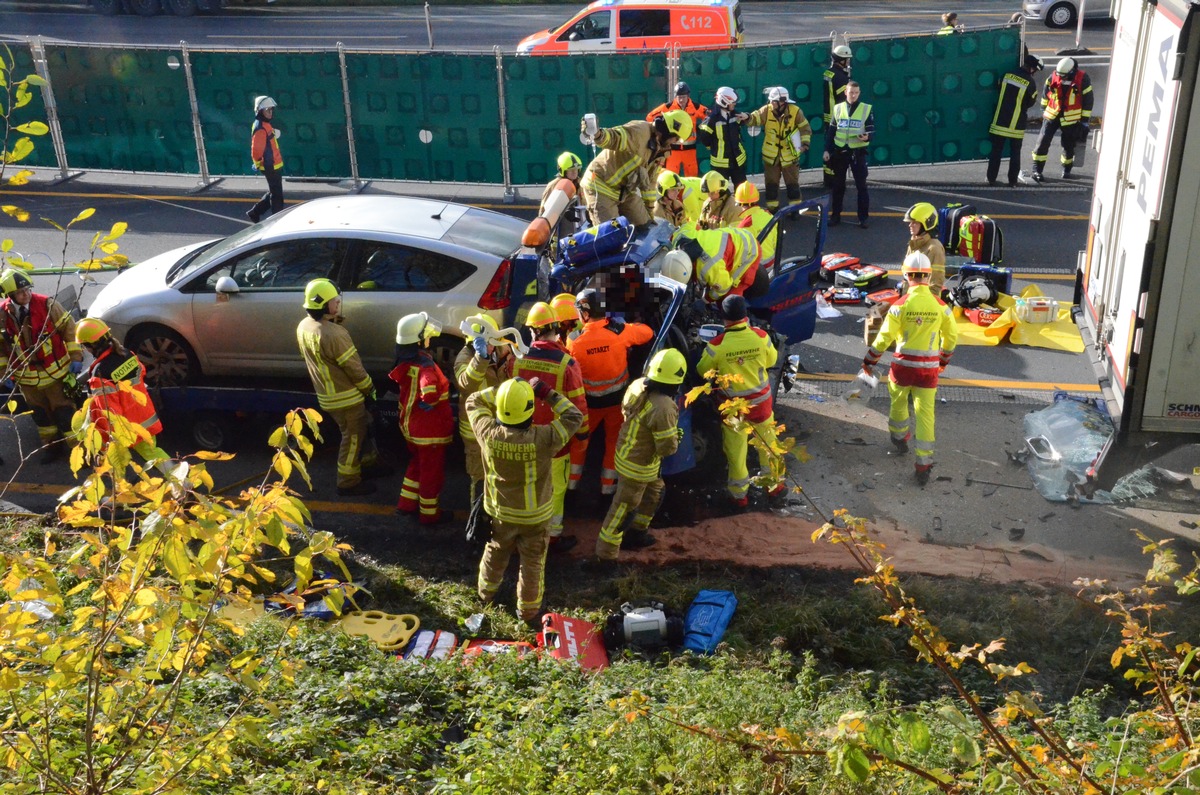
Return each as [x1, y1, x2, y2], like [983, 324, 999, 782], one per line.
[267, 195, 472, 241]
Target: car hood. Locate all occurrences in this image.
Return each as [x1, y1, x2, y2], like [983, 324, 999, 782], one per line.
[87, 240, 212, 320]
[518, 31, 551, 52]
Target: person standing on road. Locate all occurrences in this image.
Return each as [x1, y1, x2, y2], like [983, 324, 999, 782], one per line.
[698, 171, 741, 230]
[390, 312, 453, 525]
[861, 252, 958, 487]
[296, 278, 382, 497]
[567, 288, 654, 497]
[1031, 57, 1094, 182]
[697, 87, 750, 188]
[580, 112, 693, 226]
[0, 269, 82, 464]
[588, 348, 684, 568]
[698, 295, 785, 510]
[902, 202, 948, 292]
[248, 95, 284, 223]
[824, 81, 874, 228]
[646, 82, 709, 177]
[745, 86, 812, 210]
[455, 314, 512, 505]
[469, 376, 583, 628]
[653, 170, 704, 228]
[823, 44, 853, 186]
[938, 12, 964, 34]
[987, 54, 1042, 187]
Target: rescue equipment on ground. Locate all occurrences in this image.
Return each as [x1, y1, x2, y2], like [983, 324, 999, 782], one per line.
[682, 590, 738, 655]
[865, 288, 902, 307]
[819, 252, 860, 280]
[540, 613, 610, 671]
[834, 264, 888, 290]
[401, 629, 458, 661]
[937, 202, 977, 253]
[460, 639, 537, 658]
[951, 277, 999, 309]
[956, 263, 1013, 295]
[559, 217, 634, 266]
[1015, 296, 1059, 324]
[604, 601, 685, 650]
[965, 306, 1005, 326]
[523, 178, 578, 248]
[823, 286, 863, 304]
[957, 214, 1004, 264]
[340, 610, 421, 651]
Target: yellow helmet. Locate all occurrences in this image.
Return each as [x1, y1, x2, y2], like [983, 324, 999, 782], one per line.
[656, 169, 682, 195]
[646, 348, 687, 385]
[75, 317, 111, 345]
[526, 301, 557, 330]
[734, 182, 759, 205]
[903, 202, 938, 233]
[702, 171, 729, 195]
[901, 251, 933, 275]
[463, 313, 500, 339]
[659, 109, 694, 142]
[556, 151, 582, 176]
[497, 378, 536, 425]
[303, 278, 340, 310]
[550, 293, 580, 324]
[0, 268, 33, 297]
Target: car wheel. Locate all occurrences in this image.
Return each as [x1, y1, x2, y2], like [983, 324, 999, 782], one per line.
[163, 0, 198, 15]
[127, 326, 198, 387]
[127, 0, 162, 15]
[190, 411, 233, 451]
[1046, 2, 1076, 28]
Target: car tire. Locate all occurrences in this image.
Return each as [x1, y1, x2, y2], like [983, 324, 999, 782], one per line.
[163, 0, 198, 15]
[127, 0, 162, 15]
[1046, 2, 1076, 28]
[190, 411, 233, 451]
[127, 325, 199, 387]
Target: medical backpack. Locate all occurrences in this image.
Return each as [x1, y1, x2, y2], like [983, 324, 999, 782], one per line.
[957, 214, 1004, 265]
[937, 202, 976, 253]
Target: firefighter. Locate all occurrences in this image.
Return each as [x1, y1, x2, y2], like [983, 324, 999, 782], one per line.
[541, 152, 583, 216]
[0, 269, 82, 464]
[988, 54, 1042, 186]
[74, 318, 167, 465]
[698, 171, 742, 230]
[468, 376, 583, 627]
[567, 288, 653, 496]
[861, 251, 959, 486]
[672, 224, 766, 303]
[646, 81, 709, 177]
[745, 86, 812, 209]
[903, 202, 948, 292]
[1031, 57, 1094, 182]
[734, 182, 778, 270]
[580, 110, 693, 226]
[823, 44, 853, 186]
[697, 87, 749, 187]
[590, 347, 685, 566]
[296, 278, 381, 497]
[550, 292, 582, 345]
[654, 170, 704, 228]
[510, 302, 589, 551]
[697, 295, 785, 509]
[455, 314, 512, 505]
[390, 312, 453, 525]
[824, 80, 874, 228]
[248, 95, 284, 223]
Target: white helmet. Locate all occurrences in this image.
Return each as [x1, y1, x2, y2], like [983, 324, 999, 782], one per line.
[833, 44, 853, 60]
[1055, 57, 1077, 75]
[661, 250, 693, 285]
[396, 311, 443, 344]
[901, 251, 933, 276]
[767, 86, 789, 103]
[715, 86, 739, 110]
[254, 95, 277, 113]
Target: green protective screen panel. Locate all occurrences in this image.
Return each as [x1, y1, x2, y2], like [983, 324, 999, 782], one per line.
[345, 52, 502, 183]
[43, 45, 197, 173]
[3, 43, 52, 170]
[190, 50, 350, 178]
[502, 52, 667, 186]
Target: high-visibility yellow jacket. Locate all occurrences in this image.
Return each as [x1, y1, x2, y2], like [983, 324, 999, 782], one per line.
[613, 378, 679, 482]
[0, 293, 80, 387]
[296, 316, 374, 411]
[581, 121, 664, 202]
[455, 344, 505, 442]
[699, 193, 741, 230]
[746, 102, 812, 166]
[466, 386, 584, 525]
[654, 176, 704, 227]
[687, 226, 762, 303]
[698, 319, 777, 423]
[829, 100, 874, 150]
[864, 284, 958, 389]
[737, 205, 778, 265]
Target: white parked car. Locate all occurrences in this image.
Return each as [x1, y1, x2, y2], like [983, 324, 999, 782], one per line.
[1023, 0, 1112, 28]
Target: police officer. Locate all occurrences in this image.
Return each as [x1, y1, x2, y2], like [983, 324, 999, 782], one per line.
[824, 80, 874, 228]
[296, 278, 381, 497]
[823, 44, 853, 186]
[248, 95, 283, 223]
[902, 202, 948, 292]
[567, 288, 653, 496]
[672, 224, 765, 303]
[988, 54, 1042, 187]
[580, 111, 693, 226]
[697, 87, 750, 187]
[1031, 57, 1094, 182]
[734, 183, 778, 269]
[698, 171, 741, 230]
[590, 348, 685, 566]
[455, 314, 512, 504]
[0, 269, 82, 464]
[745, 86, 812, 209]
[646, 82, 709, 177]
[654, 170, 705, 228]
[862, 252, 959, 486]
[469, 377, 583, 627]
[390, 312, 453, 525]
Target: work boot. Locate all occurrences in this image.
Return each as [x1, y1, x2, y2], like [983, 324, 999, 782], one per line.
[621, 530, 656, 550]
[1031, 170, 1044, 183]
[915, 466, 932, 487]
[829, 216, 841, 228]
[1061, 165, 1074, 179]
[767, 485, 789, 508]
[859, 219, 869, 229]
[337, 481, 376, 497]
[548, 534, 578, 554]
[892, 437, 909, 455]
[522, 610, 549, 631]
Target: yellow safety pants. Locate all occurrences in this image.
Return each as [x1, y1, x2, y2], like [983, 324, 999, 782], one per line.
[887, 381, 937, 470]
[722, 415, 779, 500]
[595, 475, 663, 560]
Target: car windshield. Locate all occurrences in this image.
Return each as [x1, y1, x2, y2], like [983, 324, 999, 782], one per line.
[166, 208, 296, 285]
[442, 207, 526, 259]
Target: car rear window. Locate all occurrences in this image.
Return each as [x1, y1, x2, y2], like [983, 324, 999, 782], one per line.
[442, 208, 526, 260]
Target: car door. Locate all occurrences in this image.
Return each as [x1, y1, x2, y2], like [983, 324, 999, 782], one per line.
[185, 237, 347, 377]
[750, 196, 829, 345]
[557, 10, 614, 52]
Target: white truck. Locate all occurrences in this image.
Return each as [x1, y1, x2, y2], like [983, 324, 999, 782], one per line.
[1075, 0, 1200, 488]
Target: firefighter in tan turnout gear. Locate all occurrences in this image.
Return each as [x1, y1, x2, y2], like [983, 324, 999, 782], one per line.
[468, 376, 583, 627]
[590, 348, 684, 567]
[455, 314, 513, 504]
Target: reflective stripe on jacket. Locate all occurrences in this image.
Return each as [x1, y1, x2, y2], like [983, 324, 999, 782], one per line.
[654, 176, 704, 226]
[567, 318, 654, 408]
[698, 320, 777, 423]
[690, 226, 761, 302]
[696, 108, 747, 169]
[746, 102, 812, 165]
[906, 234, 947, 286]
[509, 341, 590, 441]
[455, 344, 505, 441]
[829, 101, 874, 150]
[865, 284, 959, 389]
[85, 346, 163, 444]
[989, 70, 1037, 138]
[0, 293, 79, 386]
[251, 119, 283, 172]
[823, 63, 851, 123]
[296, 316, 374, 411]
[1041, 70, 1094, 126]
[738, 206, 777, 265]
[646, 97, 708, 146]
[581, 121, 662, 200]
[389, 351, 454, 445]
[614, 378, 680, 482]
[699, 193, 741, 230]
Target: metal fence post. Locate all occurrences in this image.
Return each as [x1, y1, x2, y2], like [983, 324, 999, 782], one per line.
[180, 41, 221, 191]
[666, 45, 678, 100]
[337, 43, 367, 193]
[30, 38, 78, 184]
[495, 47, 515, 202]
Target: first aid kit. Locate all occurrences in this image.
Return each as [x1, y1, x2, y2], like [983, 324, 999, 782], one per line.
[834, 264, 888, 291]
[819, 252, 860, 280]
[957, 214, 1004, 265]
[964, 306, 1004, 326]
[559, 217, 632, 266]
[865, 288, 901, 307]
[823, 286, 863, 304]
[540, 613, 609, 671]
[1015, 296, 1059, 324]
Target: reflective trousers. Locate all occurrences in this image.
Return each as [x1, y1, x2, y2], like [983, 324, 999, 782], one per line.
[1032, 119, 1081, 170]
[584, 186, 652, 227]
[888, 380, 937, 471]
[549, 453, 570, 537]
[664, 148, 699, 177]
[830, 148, 869, 223]
[595, 475, 663, 561]
[464, 437, 484, 503]
[763, 159, 801, 208]
[569, 403, 621, 495]
[397, 439, 447, 524]
[328, 402, 377, 490]
[722, 414, 779, 499]
[21, 380, 74, 444]
[477, 518, 549, 621]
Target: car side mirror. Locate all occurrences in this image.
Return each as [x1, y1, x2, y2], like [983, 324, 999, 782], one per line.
[214, 276, 240, 295]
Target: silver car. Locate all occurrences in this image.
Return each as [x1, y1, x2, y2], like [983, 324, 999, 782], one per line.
[87, 195, 527, 386]
[1023, 0, 1112, 28]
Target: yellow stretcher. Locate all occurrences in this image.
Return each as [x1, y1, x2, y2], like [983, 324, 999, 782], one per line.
[339, 610, 421, 651]
[953, 285, 1084, 352]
